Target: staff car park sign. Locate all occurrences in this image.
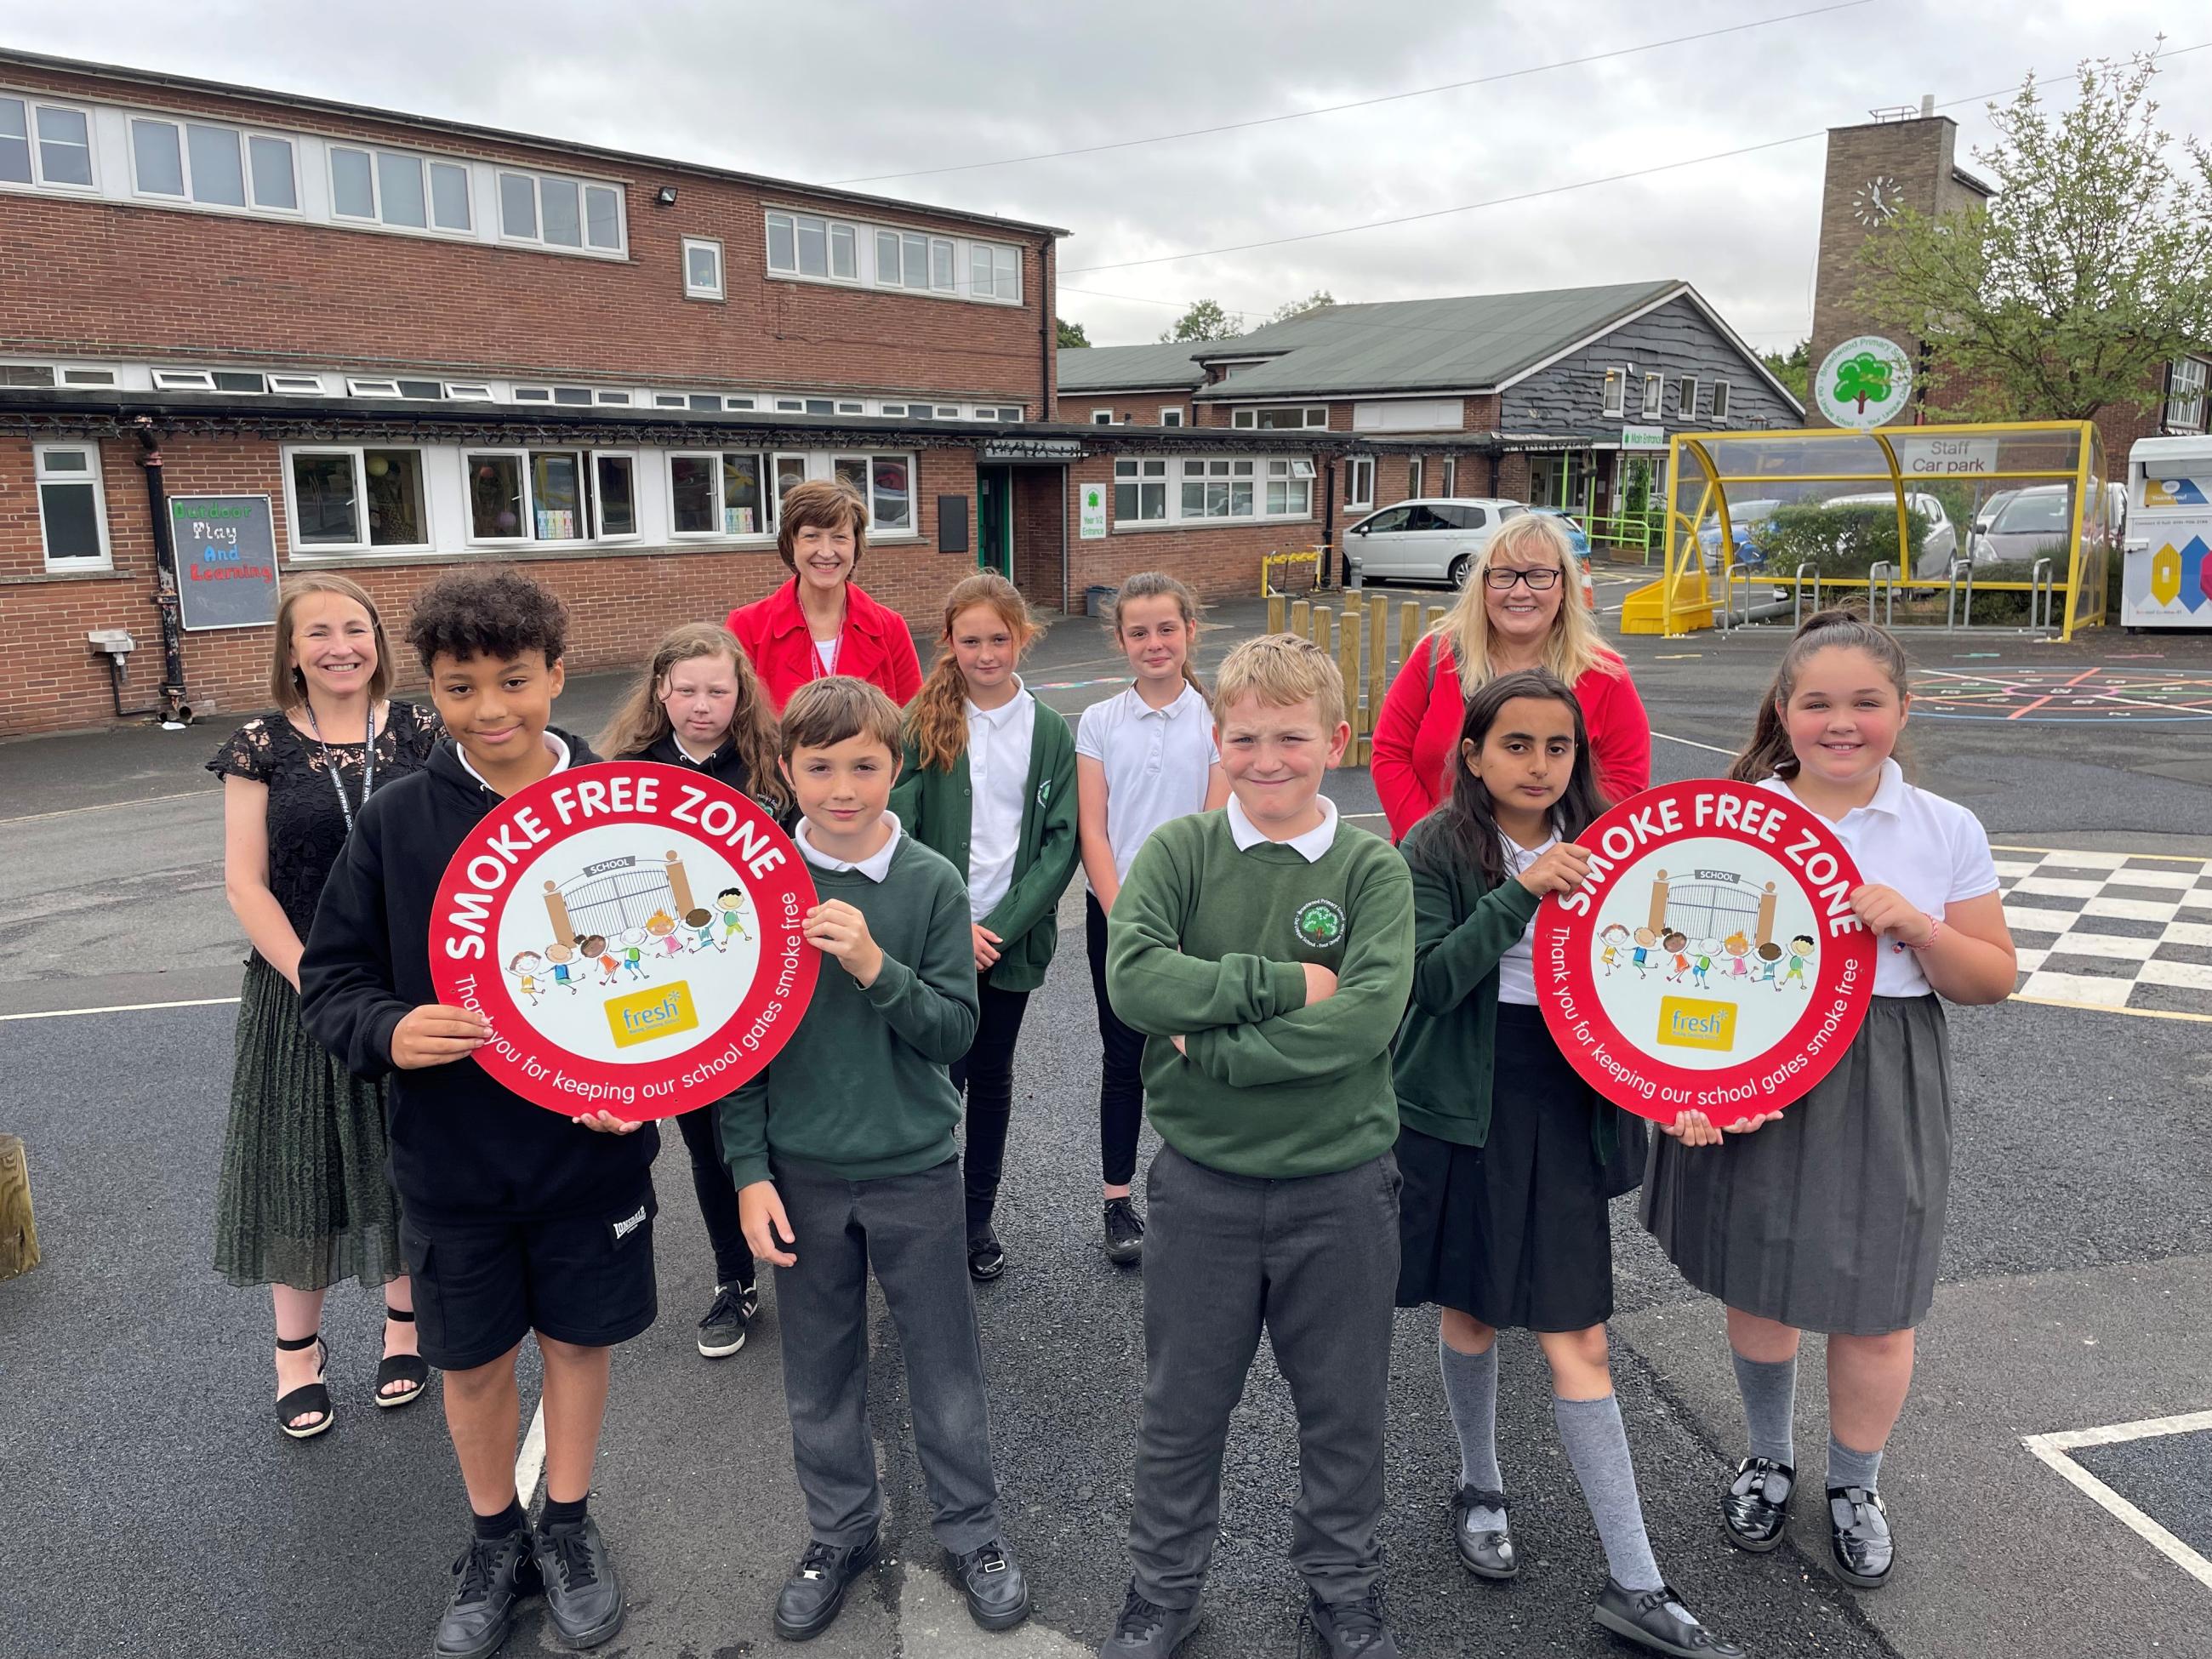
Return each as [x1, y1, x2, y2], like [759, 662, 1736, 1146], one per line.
[1531, 779, 1877, 1124]
[429, 763, 818, 1121]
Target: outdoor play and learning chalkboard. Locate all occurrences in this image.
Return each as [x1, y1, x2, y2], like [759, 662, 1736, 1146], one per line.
[170, 494, 279, 631]
[427, 762, 819, 1121]
[1531, 778, 1878, 1125]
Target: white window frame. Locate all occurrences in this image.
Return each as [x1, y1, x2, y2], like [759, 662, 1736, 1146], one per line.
[1231, 405, 1327, 430]
[1113, 459, 1169, 524]
[151, 368, 217, 392]
[765, 210, 861, 283]
[1678, 376, 1698, 419]
[33, 442, 111, 569]
[1346, 455, 1375, 509]
[59, 366, 119, 387]
[0, 95, 98, 193]
[668, 449, 789, 542]
[329, 145, 475, 237]
[1640, 373, 1663, 418]
[2167, 357, 2209, 433]
[445, 383, 496, 402]
[281, 443, 432, 556]
[1265, 458, 1314, 517]
[1159, 407, 1185, 427]
[267, 373, 324, 395]
[682, 237, 724, 300]
[1092, 409, 1115, 425]
[1406, 457, 1424, 498]
[590, 450, 641, 541]
[1601, 368, 1627, 419]
[1440, 457, 1457, 497]
[1178, 458, 1257, 521]
[1710, 379, 1730, 421]
[495, 168, 624, 255]
[969, 242, 1020, 302]
[464, 447, 595, 545]
[831, 452, 918, 534]
[128, 116, 300, 214]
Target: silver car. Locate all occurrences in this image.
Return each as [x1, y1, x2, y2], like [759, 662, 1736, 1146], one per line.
[1343, 497, 1526, 588]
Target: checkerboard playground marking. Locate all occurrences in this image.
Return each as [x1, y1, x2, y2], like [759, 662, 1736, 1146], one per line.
[1995, 847, 2212, 1022]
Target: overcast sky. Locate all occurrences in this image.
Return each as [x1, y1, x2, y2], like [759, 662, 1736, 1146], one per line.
[9, 1, 2201, 353]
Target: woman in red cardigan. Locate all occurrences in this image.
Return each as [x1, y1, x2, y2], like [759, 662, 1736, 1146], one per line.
[727, 477, 924, 712]
[1371, 511, 1650, 841]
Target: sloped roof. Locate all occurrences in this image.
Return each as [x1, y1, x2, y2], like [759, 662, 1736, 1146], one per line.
[1056, 341, 1214, 393]
[1187, 282, 1684, 398]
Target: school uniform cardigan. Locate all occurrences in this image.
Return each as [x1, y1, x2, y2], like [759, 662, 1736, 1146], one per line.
[889, 699, 1079, 993]
[1371, 634, 1651, 842]
[727, 577, 925, 713]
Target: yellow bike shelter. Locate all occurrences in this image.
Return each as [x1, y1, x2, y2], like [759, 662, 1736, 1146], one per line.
[1620, 422, 2112, 641]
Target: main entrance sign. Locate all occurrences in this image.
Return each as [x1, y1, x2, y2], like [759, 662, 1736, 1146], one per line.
[1532, 779, 1878, 1124]
[429, 763, 818, 1121]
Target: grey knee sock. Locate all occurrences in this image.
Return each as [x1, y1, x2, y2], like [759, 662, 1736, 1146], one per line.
[1439, 1334, 1504, 1529]
[1827, 1434, 1884, 1492]
[1730, 1350, 1799, 1468]
[1554, 1393, 1665, 1594]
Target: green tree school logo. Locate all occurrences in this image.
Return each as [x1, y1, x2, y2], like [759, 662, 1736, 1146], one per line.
[1294, 898, 1347, 950]
[1815, 335, 1913, 430]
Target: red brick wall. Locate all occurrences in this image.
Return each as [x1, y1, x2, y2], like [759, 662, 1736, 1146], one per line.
[1056, 396, 1194, 426]
[0, 60, 1053, 412]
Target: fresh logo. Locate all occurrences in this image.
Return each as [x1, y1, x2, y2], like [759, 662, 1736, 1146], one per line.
[1294, 898, 1346, 950]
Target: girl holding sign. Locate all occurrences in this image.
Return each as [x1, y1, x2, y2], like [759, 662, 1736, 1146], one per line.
[1644, 613, 2015, 1590]
[599, 622, 789, 1361]
[1394, 670, 1742, 1659]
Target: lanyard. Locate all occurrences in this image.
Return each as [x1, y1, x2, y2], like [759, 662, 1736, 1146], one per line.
[304, 704, 377, 835]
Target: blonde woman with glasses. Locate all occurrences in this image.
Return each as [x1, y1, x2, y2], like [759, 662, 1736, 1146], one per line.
[1371, 513, 1650, 841]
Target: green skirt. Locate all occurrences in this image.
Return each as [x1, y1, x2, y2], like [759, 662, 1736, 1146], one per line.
[213, 956, 402, 1291]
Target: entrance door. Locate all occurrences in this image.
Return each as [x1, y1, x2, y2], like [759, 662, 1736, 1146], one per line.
[976, 465, 1013, 578]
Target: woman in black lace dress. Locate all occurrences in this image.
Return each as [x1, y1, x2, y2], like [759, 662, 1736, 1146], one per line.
[208, 573, 442, 1439]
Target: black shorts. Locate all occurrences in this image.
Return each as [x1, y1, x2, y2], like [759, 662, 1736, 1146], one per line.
[398, 1183, 659, 1371]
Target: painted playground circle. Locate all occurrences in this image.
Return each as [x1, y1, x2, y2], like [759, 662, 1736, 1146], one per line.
[1912, 664, 2212, 722]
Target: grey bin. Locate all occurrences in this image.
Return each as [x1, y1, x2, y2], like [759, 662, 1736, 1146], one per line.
[1086, 584, 1118, 619]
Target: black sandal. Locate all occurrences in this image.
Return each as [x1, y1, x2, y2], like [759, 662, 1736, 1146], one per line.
[375, 1308, 431, 1409]
[276, 1331, 333, 1440]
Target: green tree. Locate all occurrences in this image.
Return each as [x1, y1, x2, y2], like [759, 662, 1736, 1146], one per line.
[1759, 339, 1810, 403]
[1057, 317, 1091, 348]
[1267, 288, 1338, 324]
[1833, 351, 1896, 414]
[1859, 44, 2212, 421]
[1160, 298, 1243, 343]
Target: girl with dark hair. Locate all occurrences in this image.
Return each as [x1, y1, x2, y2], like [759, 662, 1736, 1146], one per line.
[1646, 611, 2015, 1593]
[1393, 669, 1741, 1658]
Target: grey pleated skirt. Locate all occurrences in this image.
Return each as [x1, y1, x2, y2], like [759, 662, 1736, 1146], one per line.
[1640, 994, 1951, 1336]
[212, 956, 403, 1291]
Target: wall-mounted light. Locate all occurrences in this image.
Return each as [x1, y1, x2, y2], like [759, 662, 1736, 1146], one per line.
[655, 185, 678, 207]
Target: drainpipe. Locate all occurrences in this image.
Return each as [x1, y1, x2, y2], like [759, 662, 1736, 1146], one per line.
[1320, 459, 1337, 589]
[134, 418, 191, 724]
[1039, 236, 1056, 420]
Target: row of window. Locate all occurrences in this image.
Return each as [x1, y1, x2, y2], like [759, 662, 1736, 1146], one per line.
[1111, 457, 1316, 525]
[759, 209, 1023, 305]
[1600, 368, 1732, 423]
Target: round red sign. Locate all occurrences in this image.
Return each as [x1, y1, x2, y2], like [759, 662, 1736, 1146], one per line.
[427, 761, 818, 1121]
[1531, 778, 1878, 1124]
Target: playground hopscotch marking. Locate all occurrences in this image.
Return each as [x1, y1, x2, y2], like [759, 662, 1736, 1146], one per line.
[2024, 1411, 2212, 1593]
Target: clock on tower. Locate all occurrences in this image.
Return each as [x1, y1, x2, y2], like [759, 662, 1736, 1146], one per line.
[1853, 175, 1901, 225]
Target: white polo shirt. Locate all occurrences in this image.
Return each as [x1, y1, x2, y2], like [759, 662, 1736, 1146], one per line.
[1226, 793, 1340, 861]
[1494, 833, 1556, 1006]
[795, 811, 903, 882]
[1758, 760, 1998, 998]
[458, 731, 572, 791]
[1075, 681, 1220, 888]
[965, 682, 1035, 920]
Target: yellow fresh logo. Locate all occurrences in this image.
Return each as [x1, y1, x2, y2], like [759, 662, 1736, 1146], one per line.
[1656, 996, 1736, 1052]
[606, 982, 699, 1049]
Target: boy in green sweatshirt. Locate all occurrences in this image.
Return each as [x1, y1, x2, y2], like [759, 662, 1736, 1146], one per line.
[719, 676, 1030, 1644]
[1101, 635, 1415, 1659]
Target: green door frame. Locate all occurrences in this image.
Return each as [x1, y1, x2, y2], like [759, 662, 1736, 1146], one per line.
[977, 465, 1014, 578]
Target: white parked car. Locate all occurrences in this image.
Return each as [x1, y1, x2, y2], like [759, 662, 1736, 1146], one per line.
[1343, 498, 1528, 589]
[1817, 491, 1959, 579]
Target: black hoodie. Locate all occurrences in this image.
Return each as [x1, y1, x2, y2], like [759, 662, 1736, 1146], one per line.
[629, 731, 790, 827]
[299, 728, 660, 1223]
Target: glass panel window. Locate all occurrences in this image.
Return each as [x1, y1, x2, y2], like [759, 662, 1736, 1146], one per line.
[1115, 458, 1166, 522]
[684, 237, 723, 299]
[875, 228, 900, 285]
[250, 135, 298, 209]
[689, 393, 722, 411]
[775, 455, 808, 505]
[468, 453, 526, 539]
[1601, 368, 1626, 419]
[796, 214, 828, 277]
[428, 161, 470, 230]
[901, 232, 929, 290]
[869, 455, 912, 529]
[331, 148, 375, 219]
[767, 213, 796, 272]
[1440, 458, 1457, 496]
[830, 223, 856, 279]
[362, 449, 426, 546]
[584, 184, 621, 249]
[594, 454, 637, 537]
[131, 119, 185, 196]
[186, 125, 245, 207]
[1678, 376, 1697, 418]
[35, 105, 91, 187]
[1407, 459, 1424, 498]
[397, 379, 445, 400]
[551, 386, 590, 406]
[833, 454, 867, 494]
[531, 452, 586, 540]
[498, 171, 537, 239]
[291, 451, 362, 546]
[1179, 459, 1255, 519]
[0, 99, 30, 185]
[670, 455, 719, 534]
[540, 176, 581, 246]
[1710, 379, 1730, 419]
[929, 238, 955, 292]
[1641, 373, 1662, 417]
[212, 370, 265, 393]
[1266, 459, 1312, 516]
[377, 151, 425, 227]
[36, 444, 106, 565]
[1347, 456, 1375, 505]
[994, 247, 1018, 300]
[269, 373, 322, 394]
[722, 453, 768, 536]
[2164, 358, 2207, 431]
[804, 398, 834, 416]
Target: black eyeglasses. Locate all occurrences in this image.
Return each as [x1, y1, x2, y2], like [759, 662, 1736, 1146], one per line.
[1485, 567, 1561, 591]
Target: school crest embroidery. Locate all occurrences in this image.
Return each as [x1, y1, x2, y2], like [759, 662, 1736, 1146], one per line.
[1294, 898, 1347, 950]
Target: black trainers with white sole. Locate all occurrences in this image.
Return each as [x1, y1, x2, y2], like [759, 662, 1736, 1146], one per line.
[697, 1282, 755, 1359]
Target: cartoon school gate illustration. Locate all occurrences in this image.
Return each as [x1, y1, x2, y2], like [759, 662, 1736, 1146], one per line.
[543, 851, 700, 949]
[1645, 869, 1777, 951]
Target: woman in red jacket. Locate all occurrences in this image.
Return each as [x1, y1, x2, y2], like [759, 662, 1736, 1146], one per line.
[1371, 511, 1650, 841]
[727, 477, 924, 712]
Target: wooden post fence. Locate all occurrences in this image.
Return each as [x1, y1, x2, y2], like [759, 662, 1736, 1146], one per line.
[0, 1133, 37, 1281]
[1263, 592, 1456, 766]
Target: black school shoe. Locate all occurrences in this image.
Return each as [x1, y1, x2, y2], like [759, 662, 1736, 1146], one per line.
[968, 1231, 1007, 1282]
[1593, 1581, 1747, 1657]
[774, 1531, 880, 1641]
[697, 1281, 756, 1359]
[1098, 1582, 1199, 1656]
[1103, 1197, 1145, 1265]
[1451, 1484, 1519, 1580]
[1303, 1583, 1400, 1658]
[1827, 1485, 1894, 1588]
[532, 1514, 626, 1649]
[1720, 1457, 1794, 1552]
[945, 1537, 1031, 1630]
[434, 1529, 541, 1659]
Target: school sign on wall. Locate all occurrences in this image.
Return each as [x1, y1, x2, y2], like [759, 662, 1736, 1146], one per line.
[428, 763, 818, 1120]
[170, 494, 278, 630]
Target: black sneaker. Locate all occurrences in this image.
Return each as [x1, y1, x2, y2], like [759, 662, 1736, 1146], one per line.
[1593, 1580, 1746, 1657]
[433, 1529, 541, 1659]
[697, 1281, 755, 1359]
[945, 1536, 1030, 1631]
[774, 1531, 880, 1641]
[1303, 1583, 1400, 1658]
[532, 1514, 625, 1649]
[1097, 1581, 1199, 1656]
[1103, 1197, 1144, 1265]
[968, 1232, 1006, 1282]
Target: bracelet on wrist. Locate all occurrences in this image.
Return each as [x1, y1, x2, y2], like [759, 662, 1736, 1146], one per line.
[1901, 913, 1942, 951]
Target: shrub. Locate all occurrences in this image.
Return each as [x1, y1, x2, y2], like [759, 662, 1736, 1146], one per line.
[1758, 504, 1928, 580]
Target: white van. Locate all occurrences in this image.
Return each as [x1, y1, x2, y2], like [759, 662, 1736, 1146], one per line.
[2123, 436, 2212, 630]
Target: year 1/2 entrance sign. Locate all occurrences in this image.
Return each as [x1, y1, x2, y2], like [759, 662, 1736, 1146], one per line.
[1531, 778, 1878, 1124]
[428, 763, 818, 1122]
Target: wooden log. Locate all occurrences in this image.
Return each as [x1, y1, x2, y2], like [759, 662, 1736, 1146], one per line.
[1399, 601, 1419, 670]
[1268, 593, 1286, 635]
[1290, 598, 1310, 639]
[1313, 607, 1333, 659]
[1339, 618, 1363, 763]
[0, 1133, 37, 1281]
[1365, 601, 1388, 764]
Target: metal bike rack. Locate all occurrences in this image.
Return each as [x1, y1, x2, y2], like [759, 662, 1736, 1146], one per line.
[2029, 557, 2055, 632]
[1718, 558, 1738, 632]
[1867, 562, 1898, 626]
[1792, 562, 1821, 627]
[1944, 559, 1975, 630]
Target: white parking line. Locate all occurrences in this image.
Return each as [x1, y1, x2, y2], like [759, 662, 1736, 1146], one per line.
[516, 1400, 548, 1509]
[0, 996, 242, 1022]
[2024, 1411, 2212, 1593]
[0, 787, 219, 827]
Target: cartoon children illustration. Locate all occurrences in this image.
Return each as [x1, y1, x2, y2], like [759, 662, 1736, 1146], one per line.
[544, 938, 582, 995]
[684, 906, 717, 953]
[1779, 932, 1815, 989]
[715, 885, 751, 949]
[1662, 929, 1691, 983]
[1632, 925, 1658, 978]
[1599, 923, 1628, 976]
[1755, 940, 1783, 984]
[619, 926, 650, 981]
[647, 908, 685, 960]
[1690, 937, 1718, 989]
[579, 933, 619, 986]
[508, 949, 545, 1005]
[1723, 931, 1752, 979]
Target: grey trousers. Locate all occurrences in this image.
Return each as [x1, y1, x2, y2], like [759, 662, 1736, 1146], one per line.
[771, 1154, 1002, 1554]
[1128, 1143, 1402, 1607]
